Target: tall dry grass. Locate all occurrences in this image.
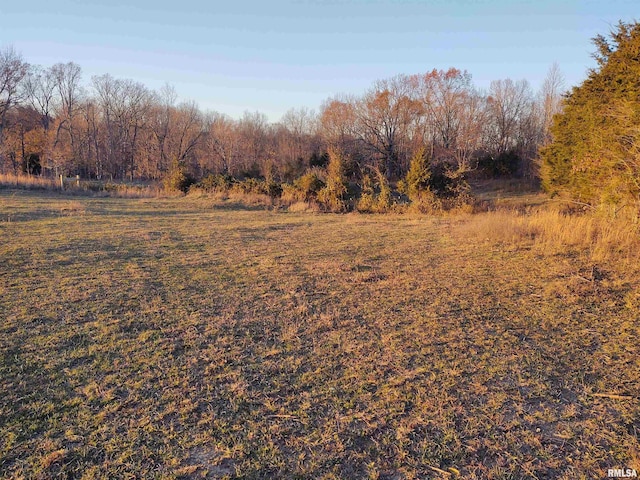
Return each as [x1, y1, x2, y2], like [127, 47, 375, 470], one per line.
[0, 173, 59, 190]
[186, 187, 281, 208]
[187, 186, 328, 212]
[100, 182, 163, 198]
[456, 207, 640, 265]
[0, 173, 161, 198]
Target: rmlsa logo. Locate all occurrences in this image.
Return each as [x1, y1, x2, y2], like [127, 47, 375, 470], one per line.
[608, 469, 638, 478]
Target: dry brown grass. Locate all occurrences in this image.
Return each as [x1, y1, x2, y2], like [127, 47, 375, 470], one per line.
[456, 208, 640, 264]
[0, 173, 59, 190]
[187, 188, 280, 209]
[1, 190, 638, 479]
[59, 200, 87, 216]
[287, 201, 322, 213]
[187, 188, 327, 213]
[103, 184, 164, 198]
[0, 173, 163, 198]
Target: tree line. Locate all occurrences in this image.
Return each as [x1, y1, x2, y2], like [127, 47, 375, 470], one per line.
[0, 45, 565, 188]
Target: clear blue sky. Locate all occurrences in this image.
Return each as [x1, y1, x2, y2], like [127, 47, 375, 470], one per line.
[0, 0, 637, 121]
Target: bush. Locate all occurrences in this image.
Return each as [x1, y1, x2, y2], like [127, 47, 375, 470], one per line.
[478, 151, 521, 177]
[317, 149, 348, 212]
[408, 188, 442, 214]
[198, 173, 235, 192]
[229, 178, 282, 198]
[287, 201, 321, 213]
[402, 148, 442, 212]
[289, 169, 326, 202]
[268, 182, 283, 198]
[401, 148, 473, 213]
[356, 174, 376, 212]
[405, 148, 431, 200]
[309, 151, 329, 168]
[428, 162, 470, 199]
[163, 162, 195, 193]
[22, 154, 42, 176]
[232, 178, 267, 195]
[355, 168, 395, 213]
[281, 183, 302, 203]
[374, 167, 392, 212]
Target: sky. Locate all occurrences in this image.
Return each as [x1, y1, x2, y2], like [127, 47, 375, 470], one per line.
[0, 0, 637, 121]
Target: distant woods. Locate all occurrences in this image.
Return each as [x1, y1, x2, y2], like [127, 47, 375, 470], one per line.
[3, 21, 638, 211]
[0, 46, 564, 184]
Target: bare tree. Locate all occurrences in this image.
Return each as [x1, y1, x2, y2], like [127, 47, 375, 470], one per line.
[417, 69, 473, 151]
[21, 65, 59, 174]
[204, 111, 239, 175]
[455, 89, 488, 171]
[93, 74, 152, 179]
[78, 98, 103, 178]
[485, 79, 534, 156]
[237, 111, 270, 176]
[168, 100, 205, 175]
[147, 84, 178, 178]
[280, 106, 317, 137]
[274, 107, 320, 178]
[539, 62, 565, 143]
[51, 62, 83, 173]
[411, 68, 487, 171]
[320, 95, 358, 155]
[22, 66, 56, 131]
[0, 46, 28, 170]
[354, 75, 420, 177]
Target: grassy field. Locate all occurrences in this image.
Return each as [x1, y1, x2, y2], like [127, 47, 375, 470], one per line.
[0, 190, 639, 479]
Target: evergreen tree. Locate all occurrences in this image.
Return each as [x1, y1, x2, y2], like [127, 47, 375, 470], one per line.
[318, 148, 348, 212]
[540, 21, 640, 208]
[405, 147, 432, 201]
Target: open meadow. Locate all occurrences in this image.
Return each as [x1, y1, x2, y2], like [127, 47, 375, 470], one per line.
[1, 189, 639, 479]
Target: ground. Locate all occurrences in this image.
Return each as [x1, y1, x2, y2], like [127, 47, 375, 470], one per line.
[0, 190, 638, 479]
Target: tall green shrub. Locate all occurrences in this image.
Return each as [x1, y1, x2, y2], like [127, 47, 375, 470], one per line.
[405, 147, 432, 201]
[163, 161, 194, 193]
[374, 167, 392, 212]
[540, 21, 640, 208]
[318, 148, 348, 212]
[293, 170, 325, 201]
[356, 174, 376, 212]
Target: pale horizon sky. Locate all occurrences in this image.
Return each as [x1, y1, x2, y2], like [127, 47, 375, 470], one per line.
[1, 0, 637, 121]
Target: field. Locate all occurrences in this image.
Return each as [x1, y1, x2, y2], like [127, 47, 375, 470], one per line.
[1, 189, 639, 479]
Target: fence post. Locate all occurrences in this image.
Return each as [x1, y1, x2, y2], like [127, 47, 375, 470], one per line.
[76, 175, 80, 187]
[60, 174, 64, 190]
